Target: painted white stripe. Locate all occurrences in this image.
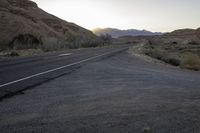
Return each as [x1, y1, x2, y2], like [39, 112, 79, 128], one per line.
[0, 48, 126, 88]
[58, 53, 72, 57]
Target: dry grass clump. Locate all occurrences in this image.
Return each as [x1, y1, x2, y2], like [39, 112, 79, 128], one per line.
[141, 46, 181, 66]
[181, 53, 200, 71]
[42, 36, 101, 51]
[0, 49, 43, 57]
[142, 127, 152, 132]
[42, 38, 68, 52]
[147, 50, 180, 66]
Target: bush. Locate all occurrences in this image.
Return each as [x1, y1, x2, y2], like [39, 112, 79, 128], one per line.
[181, 53, 200, 71]
[43, 35, 101, 51]
[3, 51, 20, 57]
[68, 35, 101, 49]
[144, 48, 166, 60]
[10, 34, 41, 50]
[163, 56, 180, 66]
[145, 49, 180, 66]
[81, 37, 101, 48]
[99, 34, 112, 44]
[42, 38, 68, 52]
[10, 51, 19, 56]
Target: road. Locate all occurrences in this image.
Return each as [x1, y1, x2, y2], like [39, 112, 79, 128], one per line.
[0, 45, 128, 99]
[0, 45, 200, 133]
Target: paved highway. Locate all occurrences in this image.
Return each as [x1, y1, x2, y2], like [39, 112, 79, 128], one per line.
[0, 45, 128, 99]
[0, 45, 200, 133]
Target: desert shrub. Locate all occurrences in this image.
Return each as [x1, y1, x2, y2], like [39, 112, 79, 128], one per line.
[42, 37, 68, 52]
[181, 53, 200, 71]
[144, 47, 181, 66]
[162, 55, 180, 66]
[43, 35, 101, 51]
[67, 35, 101, 49]
[9, 51, 19, 56]
[81, 37, 102, 48]
[16, 49, 43, 56]
[144, 48, 165, 60]
[10, 34, 41, 50]
[3, 51, 20, 57]
[99, 34, 112, 44]
[67, 34, 81, 49]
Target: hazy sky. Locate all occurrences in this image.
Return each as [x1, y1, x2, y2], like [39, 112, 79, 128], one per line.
[32, 0, 200, 32]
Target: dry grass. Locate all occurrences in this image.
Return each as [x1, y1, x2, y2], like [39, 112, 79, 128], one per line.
[42, 38, 67, 52]
[129, 43, 200, 71]
[0, 49, 43, 57]
[181, 53, 200, 71]
[142, 127, 152, 132]
[130, 44, 181, 66]
[144, 48, 181, 66]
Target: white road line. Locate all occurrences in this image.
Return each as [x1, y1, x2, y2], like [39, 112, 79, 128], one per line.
[58, 53, 72, 57]
[0, 48, 126, 88]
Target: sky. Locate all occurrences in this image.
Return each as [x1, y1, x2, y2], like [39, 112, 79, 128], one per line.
[32, 0, 200, 32]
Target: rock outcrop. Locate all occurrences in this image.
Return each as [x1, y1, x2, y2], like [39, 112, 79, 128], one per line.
[0, 0, 99, 50]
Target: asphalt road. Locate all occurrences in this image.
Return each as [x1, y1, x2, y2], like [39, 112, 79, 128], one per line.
[0, 45, 128, 98]
[0, 46, 200, 133]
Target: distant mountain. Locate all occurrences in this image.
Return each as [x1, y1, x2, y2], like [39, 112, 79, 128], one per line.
[0, 0, 99, 51]
[92, 28, 163, 38]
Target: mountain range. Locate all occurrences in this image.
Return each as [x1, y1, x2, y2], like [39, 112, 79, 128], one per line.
[92, 28, 163, 38]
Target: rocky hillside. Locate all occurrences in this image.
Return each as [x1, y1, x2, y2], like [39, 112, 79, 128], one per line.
[0, 0, 100, 51]
[149, 29, 200, 47]
[92, 28, 163, 38]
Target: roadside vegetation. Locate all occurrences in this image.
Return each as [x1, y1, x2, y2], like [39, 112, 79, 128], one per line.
[130, 39, 200, 71]
[0, 33, 114, 58]
[181, 53, 200, 71]
[99, 34, 112, 45]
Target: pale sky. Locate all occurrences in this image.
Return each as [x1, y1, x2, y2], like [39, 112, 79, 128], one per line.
[32, 0, 200, 32]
